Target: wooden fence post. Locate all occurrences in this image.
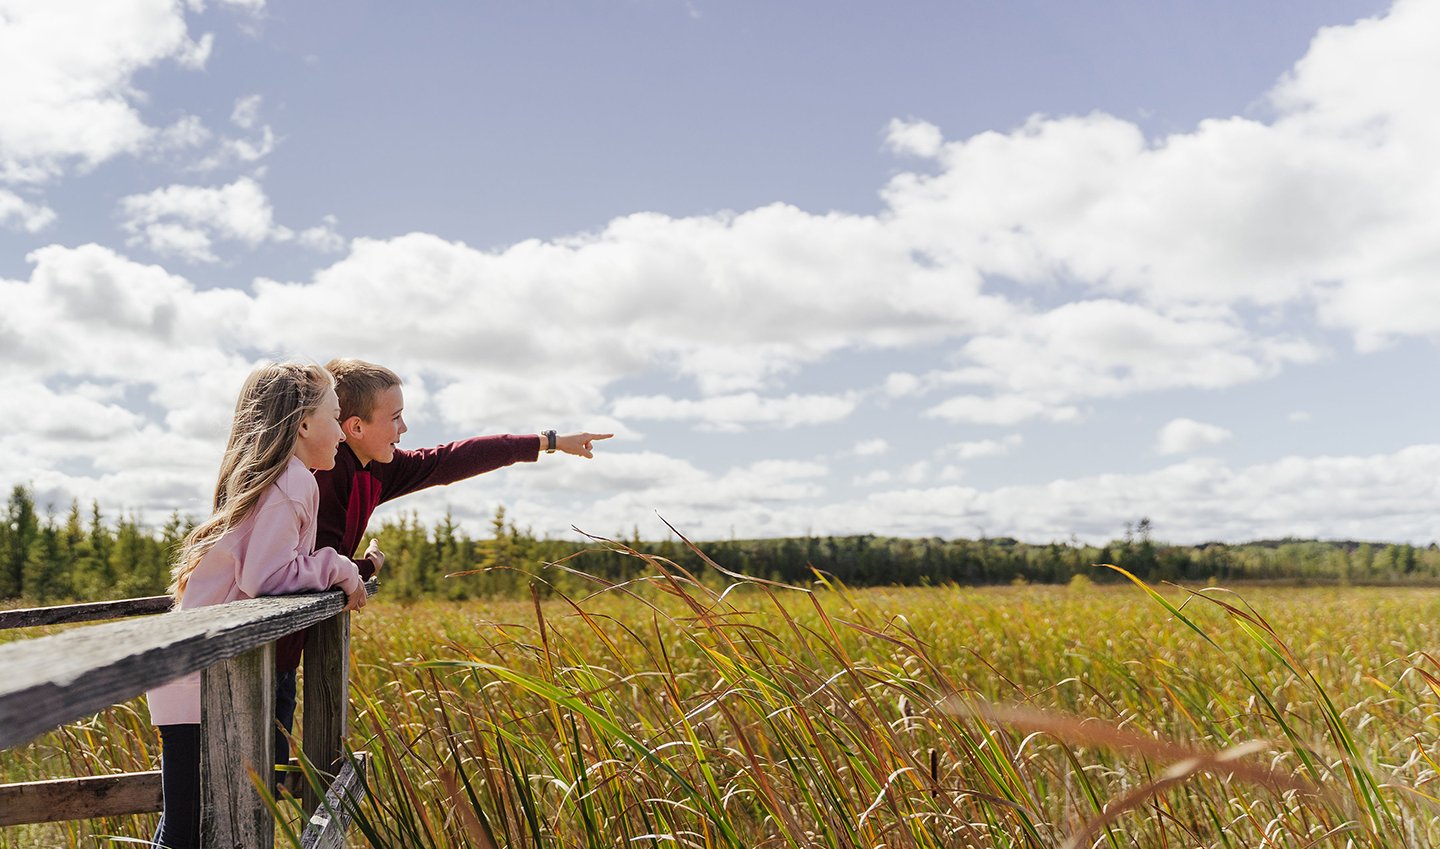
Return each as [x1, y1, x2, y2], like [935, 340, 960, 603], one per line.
[201, 642, 275, 849]
[302, 610, 350, 812]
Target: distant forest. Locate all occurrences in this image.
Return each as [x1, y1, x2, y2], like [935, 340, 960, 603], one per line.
[1, 484, 1437, 605]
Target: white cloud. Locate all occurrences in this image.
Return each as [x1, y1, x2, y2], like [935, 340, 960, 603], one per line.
[852, 438, 890, 457]
[0, 0, 216, 183]
[477, 444, 1440, 546]
[925, 300, 1320, 424]
[854, 469, 892, 486]
[236, 0, 1440, 430]
[612, 392, 857, 432]
[243, 217, 1008, 401]
[230, 94, 263, 129]
[795, 445, 1440, 546]
[582, 458, 831, 532]
[297, 215, 345, 252]
[191, 124, 276, 171]
[884, 118, 944, 158]
[431, 374, 618, 434]
[1156, 418, 1233, 456]
[8, 1, 1440, 548]
[118, 178, 338, 262]
[927, 395, 1078, 426]
[0, 244, 254, 419]
[884, 372, 923, 398]
[0, 189, 56, 231]
[877, 0, 1440, 354]
[943, 435, 1022, 460]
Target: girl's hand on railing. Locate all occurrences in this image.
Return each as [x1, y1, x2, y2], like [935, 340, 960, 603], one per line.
[344, 583, 368, 612]
[363, 538, 385, 574]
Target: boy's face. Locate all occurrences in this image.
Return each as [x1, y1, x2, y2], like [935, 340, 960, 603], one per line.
[345, 385, 408, 466]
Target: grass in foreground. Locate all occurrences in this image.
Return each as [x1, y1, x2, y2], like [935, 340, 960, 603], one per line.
[6, 548, 1440, 847]
[304, 549, 1440, 848]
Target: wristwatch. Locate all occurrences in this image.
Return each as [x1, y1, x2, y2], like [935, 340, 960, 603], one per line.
[543, 430, 557, 453]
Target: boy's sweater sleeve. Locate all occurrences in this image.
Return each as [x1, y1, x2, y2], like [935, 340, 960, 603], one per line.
[380, 434, 541, 504]
[238, 499, 363, 597]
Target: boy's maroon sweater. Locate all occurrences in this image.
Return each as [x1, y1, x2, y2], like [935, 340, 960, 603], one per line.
[275, 434, 541, 671]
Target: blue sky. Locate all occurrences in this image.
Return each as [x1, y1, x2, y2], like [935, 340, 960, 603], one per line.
[4, 0, 1438, 547]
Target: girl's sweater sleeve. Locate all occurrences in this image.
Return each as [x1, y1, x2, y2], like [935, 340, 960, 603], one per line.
[236, 498, 363, 598]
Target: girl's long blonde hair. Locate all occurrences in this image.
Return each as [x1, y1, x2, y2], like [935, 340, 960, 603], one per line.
[170, 362, 335, 599]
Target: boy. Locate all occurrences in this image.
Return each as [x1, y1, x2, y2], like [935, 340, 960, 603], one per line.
[273, 358, 611, 760]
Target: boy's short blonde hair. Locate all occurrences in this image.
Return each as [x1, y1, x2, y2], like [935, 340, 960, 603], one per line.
[325, 358, 402, 423]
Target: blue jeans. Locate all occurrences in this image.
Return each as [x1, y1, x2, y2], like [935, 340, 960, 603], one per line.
[275, 669, 297, 766]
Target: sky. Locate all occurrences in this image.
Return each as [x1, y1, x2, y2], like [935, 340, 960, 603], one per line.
[3, 0, 1438, 547]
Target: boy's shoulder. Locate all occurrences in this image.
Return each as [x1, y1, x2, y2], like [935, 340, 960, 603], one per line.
[315, 443, 365, 483]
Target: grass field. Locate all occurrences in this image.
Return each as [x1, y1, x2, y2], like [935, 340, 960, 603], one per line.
[6, 558, 1440, 847]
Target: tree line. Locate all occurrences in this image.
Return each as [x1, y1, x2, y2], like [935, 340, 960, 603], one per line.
[2, 485, 1437, 605]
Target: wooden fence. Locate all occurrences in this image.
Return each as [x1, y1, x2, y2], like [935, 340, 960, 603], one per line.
[0, 580, 377, 847]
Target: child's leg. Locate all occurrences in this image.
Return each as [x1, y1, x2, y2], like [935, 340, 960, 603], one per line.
[274, 669, 297, 767]
[153, 723, 200, 849]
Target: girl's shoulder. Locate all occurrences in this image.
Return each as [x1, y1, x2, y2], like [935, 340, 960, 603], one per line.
[264, 456, 319, 510]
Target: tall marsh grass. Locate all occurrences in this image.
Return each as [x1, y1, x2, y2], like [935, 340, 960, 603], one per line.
[310, 548, 1440, 847]
[6, 545, 1440, 847]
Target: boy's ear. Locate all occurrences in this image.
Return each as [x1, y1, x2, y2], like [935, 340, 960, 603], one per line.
[342, 416, 366, 439]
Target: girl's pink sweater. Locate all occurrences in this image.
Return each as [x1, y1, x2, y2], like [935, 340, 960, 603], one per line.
[146, 456, 363, 725]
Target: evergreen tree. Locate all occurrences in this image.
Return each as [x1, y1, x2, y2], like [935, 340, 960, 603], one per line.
[2, 486, 39, 599]
[25, 508, 71, 602]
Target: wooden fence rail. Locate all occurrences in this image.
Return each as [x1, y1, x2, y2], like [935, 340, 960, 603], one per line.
[0, 580, 376, 847]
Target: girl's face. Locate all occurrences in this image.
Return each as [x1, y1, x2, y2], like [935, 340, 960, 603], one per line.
[294, 386, 346, 470]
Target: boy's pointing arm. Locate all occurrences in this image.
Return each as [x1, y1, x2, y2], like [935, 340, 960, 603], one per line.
[382, 431, 617, 502]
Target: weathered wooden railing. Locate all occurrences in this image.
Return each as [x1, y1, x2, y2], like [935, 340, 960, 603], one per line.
[0, 580, 377, 847]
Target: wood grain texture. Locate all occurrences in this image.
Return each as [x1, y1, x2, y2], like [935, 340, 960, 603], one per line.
[299, 753, 368, 849]
[0, 579, 376, 750]
[0, 770, 162, 825]
[201, 643, 275, 849]
[0, 596, 172, 630]
[302, 611, 349, 813]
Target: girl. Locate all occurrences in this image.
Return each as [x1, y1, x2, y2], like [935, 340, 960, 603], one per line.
[146, 362, 372, 848]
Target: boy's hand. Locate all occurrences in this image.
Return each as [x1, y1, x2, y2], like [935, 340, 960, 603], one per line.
[554, 432, 614, 459]
[363, 538, 386, 573]
[344, 583, 368, 612]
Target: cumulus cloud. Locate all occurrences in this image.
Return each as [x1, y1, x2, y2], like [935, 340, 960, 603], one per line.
[928, 395, 1078, 426]
[923, 300, 1320, 423]
[157, 0, 1440, 433]
[244, 215, 1009, 398]
[882, 0, 1440, 354]
[7, 0, 1440, 545]
[423, 444, 1440, 546]
[612, 392, 858, 432]
[0, 189, 56, 232]
[1156, 418, 1233, 456]
[792, 445, 1440, 546]
[0, 0, 219, 183]
[0, 246, 259, 515]
[230, 94, 264, 130]
[297, 215, 346, 252]
[118, 178, 337, 262]
[852, 438, 890, 457]
[884, 118, 944, 158]
[942, 435, 1022, 460]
